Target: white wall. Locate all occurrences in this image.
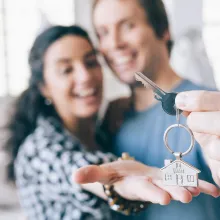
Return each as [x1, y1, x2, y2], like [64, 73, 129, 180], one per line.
[164, 0, 203, 39]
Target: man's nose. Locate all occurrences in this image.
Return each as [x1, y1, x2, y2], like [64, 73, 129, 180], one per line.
[108, 29, 124, 49]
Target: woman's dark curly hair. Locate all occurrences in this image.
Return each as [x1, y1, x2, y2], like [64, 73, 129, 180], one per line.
[4, 25, 93, 180]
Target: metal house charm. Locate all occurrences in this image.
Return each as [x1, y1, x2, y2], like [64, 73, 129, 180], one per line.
[161, 121, 201, 187]
[161, 158, 200, 187]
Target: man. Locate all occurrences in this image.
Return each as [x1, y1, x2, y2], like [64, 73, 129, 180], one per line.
[91, 0, 220, 219]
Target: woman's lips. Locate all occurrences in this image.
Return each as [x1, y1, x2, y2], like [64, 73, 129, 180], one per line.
[73, 87, 101, 104]
[74, 88, 96, 98]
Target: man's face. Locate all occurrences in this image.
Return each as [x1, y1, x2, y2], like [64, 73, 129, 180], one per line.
[94, 0, 168, 85]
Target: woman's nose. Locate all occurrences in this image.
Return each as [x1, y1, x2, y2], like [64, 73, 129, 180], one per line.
[74, 64, 92, 84]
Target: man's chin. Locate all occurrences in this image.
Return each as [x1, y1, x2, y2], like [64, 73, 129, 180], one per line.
[116, 73, 147, 87]
[112, 71, 135, 85]
[118, 76, 136, 86]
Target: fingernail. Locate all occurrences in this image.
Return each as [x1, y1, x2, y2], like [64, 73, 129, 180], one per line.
[214, 191, 220, 198]
[175, 93, 188, 109]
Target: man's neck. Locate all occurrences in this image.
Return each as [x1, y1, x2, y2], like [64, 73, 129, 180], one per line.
[133, 68, 182, 112]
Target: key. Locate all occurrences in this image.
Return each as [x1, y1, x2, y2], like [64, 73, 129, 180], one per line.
[134, 72, 182, 115]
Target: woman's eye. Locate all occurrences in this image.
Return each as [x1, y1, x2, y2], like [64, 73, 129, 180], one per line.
[62, 66, 73, 74]
[85, 59, 100, 68]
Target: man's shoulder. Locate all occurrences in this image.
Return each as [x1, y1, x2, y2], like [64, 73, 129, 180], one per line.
[176, 80, 217, 93]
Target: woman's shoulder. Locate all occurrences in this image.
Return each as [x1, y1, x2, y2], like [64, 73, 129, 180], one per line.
[17, 116, 71, 160]
[17, 116, 116, 164]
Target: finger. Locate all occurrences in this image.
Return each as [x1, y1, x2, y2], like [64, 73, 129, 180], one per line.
[154, 180, 192, 203]
[185, 187, 200, 197]
[176, 91, 220, 112]
[73, 164, 123, 185]
[73, 165, 106, 184]
[198, 180, 220, 198]
[139, 182, 171, 205]
[182, 111, 190, 117]
[187, 112, 220, 136]
[193, 133, 220, 163]
[73, 161, 149, 185]
[122, 176, 171, 205]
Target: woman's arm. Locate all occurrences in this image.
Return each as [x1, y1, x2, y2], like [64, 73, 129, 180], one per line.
[74, 159, 220, 204]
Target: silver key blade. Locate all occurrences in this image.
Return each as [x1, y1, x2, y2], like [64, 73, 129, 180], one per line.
[135, 72, 166, 99]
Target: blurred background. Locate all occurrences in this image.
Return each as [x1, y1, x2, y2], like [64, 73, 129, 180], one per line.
[0, 0, 220, 219]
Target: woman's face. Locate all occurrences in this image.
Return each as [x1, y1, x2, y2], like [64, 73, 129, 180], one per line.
[41, 35, 103, 120]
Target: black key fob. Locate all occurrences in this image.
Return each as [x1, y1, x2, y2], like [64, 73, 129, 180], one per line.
[161, 93, 183, 116]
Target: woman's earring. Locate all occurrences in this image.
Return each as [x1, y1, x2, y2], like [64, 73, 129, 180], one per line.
[45, 98, 52, 106]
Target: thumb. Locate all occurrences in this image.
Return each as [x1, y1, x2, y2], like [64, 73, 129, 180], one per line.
[73, 160, 149, 185]
[176, 91, 220, 112]
[73, 162, 124, 185]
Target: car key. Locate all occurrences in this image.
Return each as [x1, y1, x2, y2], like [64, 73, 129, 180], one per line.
[134, 72, 182, 116]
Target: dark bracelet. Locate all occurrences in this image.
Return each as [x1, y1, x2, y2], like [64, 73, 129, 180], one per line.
[103, 153, 150, 215]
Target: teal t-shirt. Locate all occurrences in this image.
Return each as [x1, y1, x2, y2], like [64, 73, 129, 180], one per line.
[111, 80, 220, 220]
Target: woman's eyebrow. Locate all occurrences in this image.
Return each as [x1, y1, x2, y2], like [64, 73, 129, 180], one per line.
[56, 58, 72, 64]
[84, 49, 99, 59]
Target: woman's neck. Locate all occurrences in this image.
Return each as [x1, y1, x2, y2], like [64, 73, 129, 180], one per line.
[63, 115, 99, 151]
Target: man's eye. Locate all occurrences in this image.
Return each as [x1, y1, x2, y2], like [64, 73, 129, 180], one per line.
[123, 22, 135, 30]
[97, 28, 108, 39]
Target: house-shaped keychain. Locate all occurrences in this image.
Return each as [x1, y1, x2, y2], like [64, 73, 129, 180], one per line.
[161, 159, 201, 187]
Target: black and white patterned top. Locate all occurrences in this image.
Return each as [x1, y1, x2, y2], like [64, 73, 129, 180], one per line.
[15, 116, 117, 220]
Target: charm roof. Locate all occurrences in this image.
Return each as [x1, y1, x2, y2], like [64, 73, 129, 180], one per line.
[161, 159, 201, 173]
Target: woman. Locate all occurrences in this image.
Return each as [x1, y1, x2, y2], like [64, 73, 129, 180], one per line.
[4, 25, 217, 220]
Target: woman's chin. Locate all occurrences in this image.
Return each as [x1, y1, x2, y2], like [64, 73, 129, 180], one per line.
[76, 107, 99, 119]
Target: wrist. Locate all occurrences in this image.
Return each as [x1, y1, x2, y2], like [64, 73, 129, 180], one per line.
[114, 180, 139, 201]
[103, 153, 150, 215]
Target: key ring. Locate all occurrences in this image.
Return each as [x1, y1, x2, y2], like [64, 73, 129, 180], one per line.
[163, 124, 195, 157]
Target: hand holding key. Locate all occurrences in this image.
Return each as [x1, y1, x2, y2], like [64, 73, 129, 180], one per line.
[176, 90, 220, 188]
[135, 72, 182, 115]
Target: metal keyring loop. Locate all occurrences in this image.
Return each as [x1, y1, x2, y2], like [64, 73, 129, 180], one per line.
[163, 124, 195, 157]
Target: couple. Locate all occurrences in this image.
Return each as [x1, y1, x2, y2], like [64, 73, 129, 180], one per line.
[5, 0, 220, 220]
